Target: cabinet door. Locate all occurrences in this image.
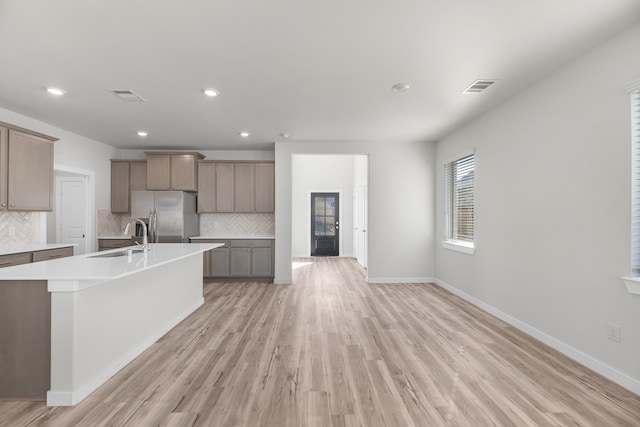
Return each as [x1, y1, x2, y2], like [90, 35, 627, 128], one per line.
[0, 125, 7, 211]
[202, 251, 211, 277]
[171, 154, 197, 191]
[7, 130, 54, 211]
[110, 161, 131, 213]
[130, 162, 147, 191]
[215, 163, 234, 212]
[230, 248, 251, 276]
[255, 163, 274, 213]
[251, 247, 273, 277]
[197, 162, 215, 213]
[146, 154, 171, 190]
[234, 163, 255, 212]
[212, 247, 230, 277]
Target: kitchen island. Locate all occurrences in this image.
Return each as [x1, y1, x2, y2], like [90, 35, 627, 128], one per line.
[0, 243, 221, 406]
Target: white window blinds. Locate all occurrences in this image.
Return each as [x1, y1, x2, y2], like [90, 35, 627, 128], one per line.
[445, 153, 475, 242]
[631, 90, 640, 275]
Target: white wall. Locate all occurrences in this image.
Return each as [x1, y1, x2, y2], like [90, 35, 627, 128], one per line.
[291, 155, 356, 257]
[275, 140, 436, 284]
[0, 107, 118, 211]
[435, 22, 640, 393]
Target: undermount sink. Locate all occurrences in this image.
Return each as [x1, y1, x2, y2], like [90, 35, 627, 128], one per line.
[90, 248, 147, 258]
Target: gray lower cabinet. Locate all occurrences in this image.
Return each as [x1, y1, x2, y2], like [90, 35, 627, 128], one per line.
[194, 238, 273, 279]
[229, 240, 273, 278]
[212, 246, 231, 277]
[98, 238, 133, 251]
[32, 247, 73, 262]
[250, 247, 273, 277]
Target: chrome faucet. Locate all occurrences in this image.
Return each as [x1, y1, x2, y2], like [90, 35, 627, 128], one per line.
[123, 218, 149, 253]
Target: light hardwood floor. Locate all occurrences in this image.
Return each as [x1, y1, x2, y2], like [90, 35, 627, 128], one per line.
[1, 257, 639, 426]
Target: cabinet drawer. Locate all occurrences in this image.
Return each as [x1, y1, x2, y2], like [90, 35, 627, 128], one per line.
[230, 239, 273, 248]
[0, 252, 32, 268]
[98, 238, 132, 251]
[32, 247, 73, 262]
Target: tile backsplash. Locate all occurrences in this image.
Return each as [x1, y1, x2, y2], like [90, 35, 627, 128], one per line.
[0, 211, 40, 247]
[97, 209, 131, 237]
[200, 213, 274, 237]
[98, 210, 274, 238]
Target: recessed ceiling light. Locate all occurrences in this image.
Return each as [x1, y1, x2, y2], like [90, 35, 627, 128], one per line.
[239, 131, 250, 138]
[46, 87, 65, 96]
[391, 83, 410, 93]
[203, 88, 220, 97]
[137, 131, 148, 137]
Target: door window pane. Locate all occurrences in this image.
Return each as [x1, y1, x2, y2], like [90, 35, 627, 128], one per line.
[325, 217, 335, 236]
[326, 198, 335, 216]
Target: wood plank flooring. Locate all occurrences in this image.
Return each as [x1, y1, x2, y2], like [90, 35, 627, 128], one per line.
[1, 257, 640, 426]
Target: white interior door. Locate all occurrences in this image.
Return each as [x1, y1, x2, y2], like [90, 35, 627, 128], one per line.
[57, 178, 88, 254]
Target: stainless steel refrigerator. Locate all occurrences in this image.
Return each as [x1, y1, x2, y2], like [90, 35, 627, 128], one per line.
[131, 191, 199, 243]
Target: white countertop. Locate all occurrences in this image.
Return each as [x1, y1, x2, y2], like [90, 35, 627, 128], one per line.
[0, 243, 221, 290]
[0, 243, 77, 256]
[190, 236, 275, 240]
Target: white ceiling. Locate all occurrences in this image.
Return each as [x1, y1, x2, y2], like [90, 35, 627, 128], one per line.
[0, 0, 639, 151]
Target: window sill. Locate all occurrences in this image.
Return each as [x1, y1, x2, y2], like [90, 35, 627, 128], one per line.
[621, 277, 640, 295]
[441, 240, 475, 255]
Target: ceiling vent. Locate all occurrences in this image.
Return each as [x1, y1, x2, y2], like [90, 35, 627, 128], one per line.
[109, 89, 146, 102]
[462, 80, 496, 94]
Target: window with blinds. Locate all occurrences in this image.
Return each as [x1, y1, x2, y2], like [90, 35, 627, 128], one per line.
[631, 90, 640, 276]
[444, 152, 475, 243]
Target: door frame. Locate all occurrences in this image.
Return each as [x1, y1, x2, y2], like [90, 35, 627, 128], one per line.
[52, 165, 95, 254]
[307, 189, 342, 256]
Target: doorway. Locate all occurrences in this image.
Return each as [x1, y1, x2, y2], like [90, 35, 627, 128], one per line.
[311, 192, 339, 256]
[48, 166, 95, 254]
[56, 177, 88, 253]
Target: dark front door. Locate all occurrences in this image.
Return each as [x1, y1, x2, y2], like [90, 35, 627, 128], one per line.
[311, 193, 339, 256]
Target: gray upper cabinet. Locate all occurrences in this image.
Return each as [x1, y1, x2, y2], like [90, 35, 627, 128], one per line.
[234, 163, 254, 213]
[110, 161, 131, 213]
[110, 160, 147, 213]
[255, 163, 275, 213]
[0, 123, 56, 212]
[145, 154, 171, 190]
[197, 161, 274, 213]
[145, 152, 204, 192]
[197, 162, 215, 212]
[0, 125, 7, 211]
[215, 163, 234, 212]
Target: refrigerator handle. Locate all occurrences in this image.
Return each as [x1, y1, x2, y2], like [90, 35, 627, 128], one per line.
[149, 208, 158, 243]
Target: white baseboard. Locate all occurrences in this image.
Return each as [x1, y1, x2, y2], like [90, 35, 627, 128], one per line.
[434, 278, 640, 396]
[274, 277, 292, 285]
[47, 298, 204, 406]
[367, 277, 436, 284]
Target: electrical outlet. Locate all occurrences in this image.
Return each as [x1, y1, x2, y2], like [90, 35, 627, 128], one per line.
[607, 322, 622, 343]
[8, 226, 15, 237]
